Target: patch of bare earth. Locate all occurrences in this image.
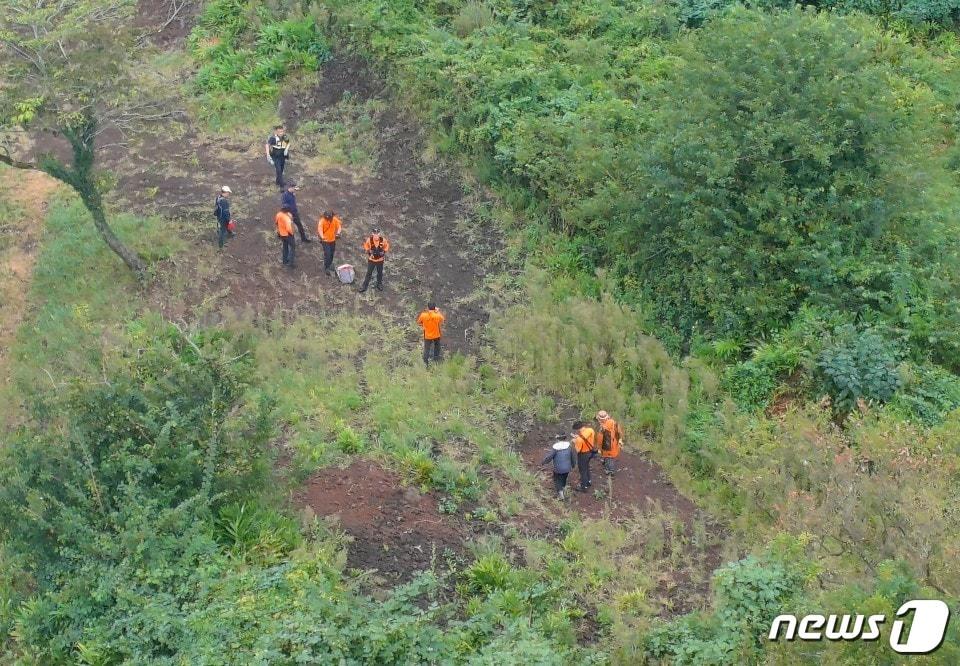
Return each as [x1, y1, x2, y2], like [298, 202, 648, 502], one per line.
[518, 406, 726, 615]
[0, 171, 59, 388]
[292, 459, 478, 586]
[108, 55, 498, 353]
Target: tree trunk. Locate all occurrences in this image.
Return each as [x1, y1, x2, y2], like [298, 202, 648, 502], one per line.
[83, 189, 146, 277]
[36, 114, 147, 280]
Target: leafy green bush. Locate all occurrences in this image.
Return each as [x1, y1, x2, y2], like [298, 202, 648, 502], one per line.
[888, 362, 960, 425]
[645, 548, 810, 663]
[817, 326, 902, 413]
[724, 341, 805, 410]
[190, 0, 330, 100]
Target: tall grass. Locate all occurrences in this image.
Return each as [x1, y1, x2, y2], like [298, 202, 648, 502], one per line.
[4, 196, 183, 405]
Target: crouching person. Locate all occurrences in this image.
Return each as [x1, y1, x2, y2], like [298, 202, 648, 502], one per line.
[540, 435, 575, 500]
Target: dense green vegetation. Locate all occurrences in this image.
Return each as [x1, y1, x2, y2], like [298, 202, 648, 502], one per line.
[325, 0, 960, 417]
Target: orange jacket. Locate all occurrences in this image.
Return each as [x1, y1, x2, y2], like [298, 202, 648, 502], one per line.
[318, 215, 342, 243]
[275, 211, 294, 237]
[417, 309, 445, 340]
[598, 417, 622, 458]
[363, 234, 389, 262]
[573, 427, 596, 454]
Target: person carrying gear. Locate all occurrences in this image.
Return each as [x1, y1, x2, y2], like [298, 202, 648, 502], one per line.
[540, 435, 575, 500]
[275, 205, 296, 268]
[265, 125, 291, 188]
[359, 228, 389, 293]
[280, 182, 311, 242]
[572, 420, 597, 492]
[416, 302, 445, 366]
[317, 210, 343, 276]
[214, 185, 235, 249]
[596, 410, 624, 475]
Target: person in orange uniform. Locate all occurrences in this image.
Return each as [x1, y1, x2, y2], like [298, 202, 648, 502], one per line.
[416, 302, 445, 366]
[275, 205, 296, 268]
[571, 420, 597, 492]
[359, 228, 389, 293]
[317, 210, 343, 276]
[596, 410, 623, 475]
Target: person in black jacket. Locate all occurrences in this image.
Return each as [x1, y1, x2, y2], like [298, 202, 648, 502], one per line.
[280, 183, 311, 242]
[265, 125, 290, 188]
[540, 436, 576, 500]
[214, 185, 234, 249]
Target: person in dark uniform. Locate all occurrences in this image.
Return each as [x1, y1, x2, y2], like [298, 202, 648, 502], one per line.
[214, 185, 234, 249]
[280, 182, 311, 242]
[265, 125, 290, 188]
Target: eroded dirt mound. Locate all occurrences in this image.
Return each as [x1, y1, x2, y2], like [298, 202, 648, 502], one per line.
[294, 460, 469, 584]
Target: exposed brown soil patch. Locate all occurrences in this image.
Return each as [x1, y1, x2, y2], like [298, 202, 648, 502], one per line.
[518, 406, 699, 520]
[293, 459, 472, 584]
[0, 171, 59, 388]
[135, 0, 198, 48]
[109, 55, 497, 353]
[517, 405, 726, 615]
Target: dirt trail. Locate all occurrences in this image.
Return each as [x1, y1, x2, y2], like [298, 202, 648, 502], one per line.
[0, 171, 59, 388]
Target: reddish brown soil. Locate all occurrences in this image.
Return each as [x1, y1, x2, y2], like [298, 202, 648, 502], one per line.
[293, 459, 473, 584]
[134, 0, 198, 48]
[518, 406, 726, 615]
[518, 407, 700, 521]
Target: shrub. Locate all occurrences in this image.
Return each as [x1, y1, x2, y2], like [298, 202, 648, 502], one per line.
[190, 0, 330, 101]
[817, 326, 902, 413]
[452, 2, 495, 37]
[888, 362, 960, 425]
[645, 548, 811, 663]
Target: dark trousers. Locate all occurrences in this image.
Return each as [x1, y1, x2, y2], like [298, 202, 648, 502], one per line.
[217, 220, 228, 248]
[553, 472, 569, 494]
[273, 155, 286, 186]
[321, 241, 336, 271]
[602, 456, 618, 475]
[360, 260, 383, 290]
[291, 211, 308, 241]
[280, 234, 295, 266]
[577, 451, 593, 490]
[423, 338, 442, 365]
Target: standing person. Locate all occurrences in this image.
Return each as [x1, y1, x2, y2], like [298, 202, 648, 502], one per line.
[416, 302, 445, 366]
[540, 435, 575, 500]
[317, 210, 342, 276]
[596, 410, 624, 476]
[265, 125, 290, 188]
[214, 185, 234, 249]
[275, 206, 296, 268]
[358, 228, 389, 293]
[572, 420, 597, 492]
[280, 182, 311, 242]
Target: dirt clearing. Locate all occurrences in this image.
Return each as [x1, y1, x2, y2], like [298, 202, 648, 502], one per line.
[293, 459, 474, 585]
